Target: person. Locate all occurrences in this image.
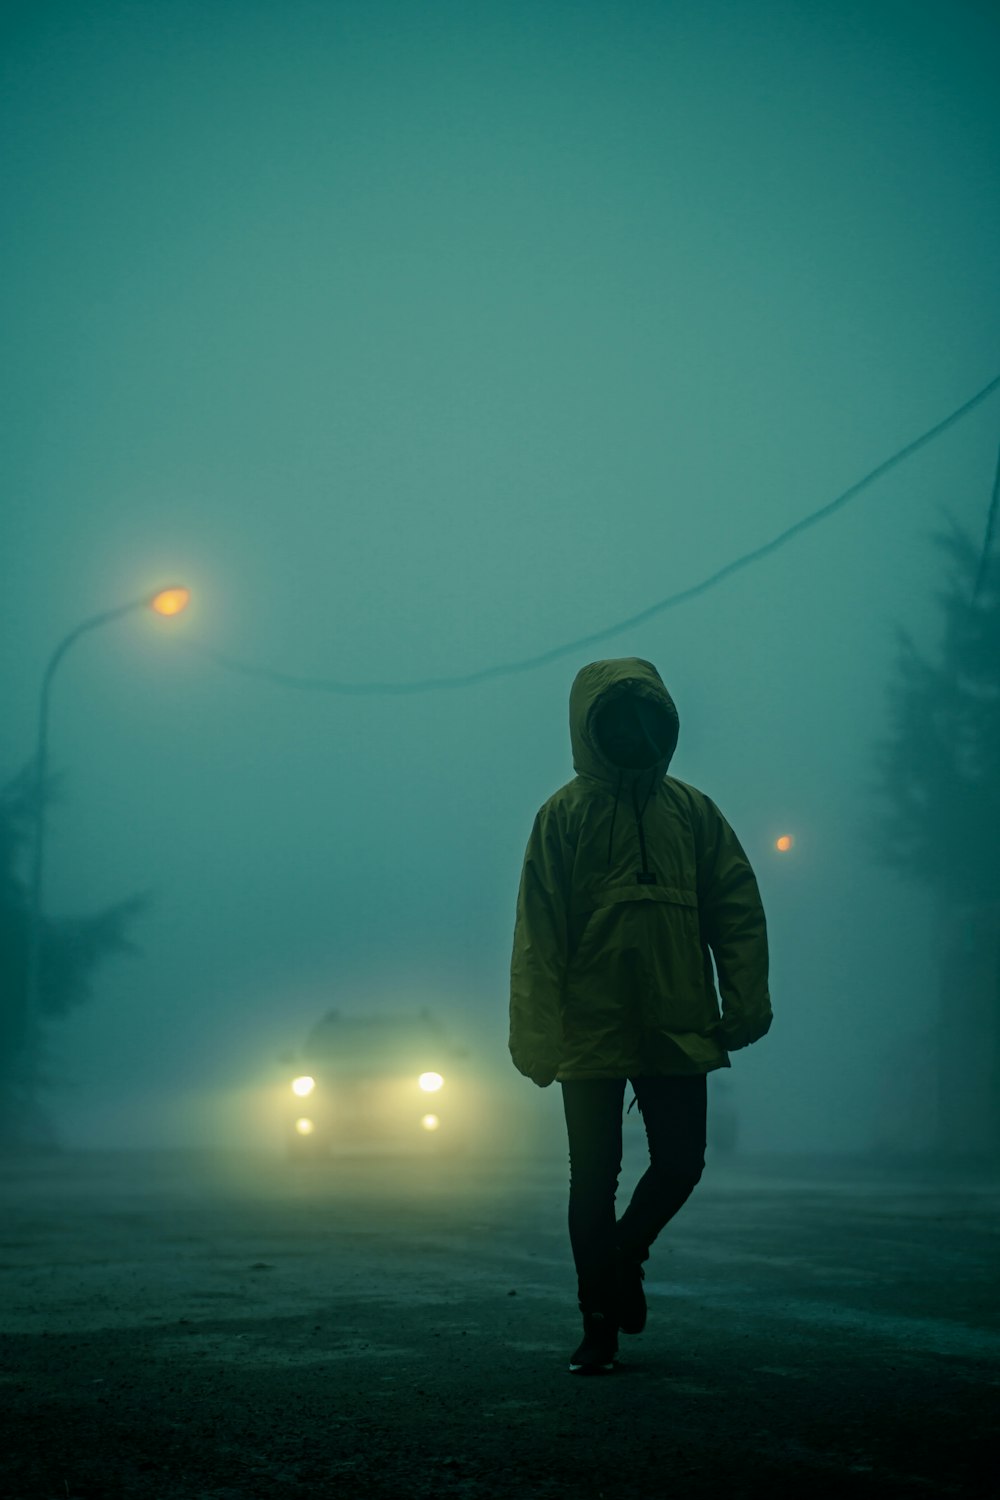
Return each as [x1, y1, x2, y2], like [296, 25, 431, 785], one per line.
[508, 656, 771, 1373]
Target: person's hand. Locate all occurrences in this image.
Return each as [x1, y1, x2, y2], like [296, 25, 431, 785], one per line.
[530, 1069, 557, 1088]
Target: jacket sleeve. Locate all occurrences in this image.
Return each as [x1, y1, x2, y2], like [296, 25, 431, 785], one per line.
[695, 796, 772, 1052]
[508, 803, 569, 1081]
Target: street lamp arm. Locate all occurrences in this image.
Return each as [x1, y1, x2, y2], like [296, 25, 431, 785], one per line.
[40, 598, 148, 704]
[36, 598, 149, 800]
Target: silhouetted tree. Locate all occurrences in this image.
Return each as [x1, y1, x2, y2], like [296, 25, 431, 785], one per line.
[869, 517, 1000, 1155]
[0, 767, 147, 1145]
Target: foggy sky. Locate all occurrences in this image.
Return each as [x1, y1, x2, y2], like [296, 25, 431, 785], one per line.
[2, 0, 998, 1153]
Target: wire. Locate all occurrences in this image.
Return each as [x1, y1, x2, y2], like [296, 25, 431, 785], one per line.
[187, 371, 1000, 696]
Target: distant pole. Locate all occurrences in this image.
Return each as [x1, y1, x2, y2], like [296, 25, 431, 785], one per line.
[20, 589, 191, 1114]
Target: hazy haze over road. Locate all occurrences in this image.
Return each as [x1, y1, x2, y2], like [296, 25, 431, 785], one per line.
[2, 0, 998, 1154]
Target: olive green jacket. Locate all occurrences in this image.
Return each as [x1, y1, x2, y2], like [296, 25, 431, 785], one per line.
[509, 657, 772, 1081]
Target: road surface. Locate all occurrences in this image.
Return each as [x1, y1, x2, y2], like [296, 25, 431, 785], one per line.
[1, 1145, 997, 1498]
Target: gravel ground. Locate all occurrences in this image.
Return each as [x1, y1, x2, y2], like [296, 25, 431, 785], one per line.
[1, 1146, 998, 1498]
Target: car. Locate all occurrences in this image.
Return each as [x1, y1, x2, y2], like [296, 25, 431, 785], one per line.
[283, 1007, 474, 1158]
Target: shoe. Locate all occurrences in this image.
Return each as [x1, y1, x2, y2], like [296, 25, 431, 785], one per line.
[615, 1251, 647, 1334]
[569, 1311, 619, 1373]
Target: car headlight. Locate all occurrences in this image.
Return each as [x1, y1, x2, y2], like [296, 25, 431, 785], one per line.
[420, 1114, 440, 1131]
[418, 1072, 444, 1092]
[295, 1118, 315, 1135]
[292, 1075, 316, 1097]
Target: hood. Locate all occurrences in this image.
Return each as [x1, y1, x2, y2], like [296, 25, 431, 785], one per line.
[569, 657, 679, 788]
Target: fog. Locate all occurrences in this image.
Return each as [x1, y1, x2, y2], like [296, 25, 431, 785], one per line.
[2, 0, 998, 1158]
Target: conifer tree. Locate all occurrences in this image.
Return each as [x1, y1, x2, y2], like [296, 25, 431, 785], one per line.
[0, 768, 146, 1144]
[869, 516, 1000, 1154]
[871, 518, 999, 902]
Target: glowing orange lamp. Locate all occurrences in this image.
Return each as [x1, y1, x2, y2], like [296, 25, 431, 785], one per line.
[150, 586, 191, 617]
[775, 835, 794, 852]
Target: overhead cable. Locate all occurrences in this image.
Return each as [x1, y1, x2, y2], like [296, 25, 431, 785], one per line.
[189, 371, 1000, 696]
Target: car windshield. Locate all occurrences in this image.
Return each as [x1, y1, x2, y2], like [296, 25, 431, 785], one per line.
[302, 1014, 452, 1076]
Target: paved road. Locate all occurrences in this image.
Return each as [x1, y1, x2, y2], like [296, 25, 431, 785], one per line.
[1, 1146, 997, 1498]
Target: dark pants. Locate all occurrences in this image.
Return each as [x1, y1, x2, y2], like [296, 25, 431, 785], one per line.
[561, 1075, 708, 1314]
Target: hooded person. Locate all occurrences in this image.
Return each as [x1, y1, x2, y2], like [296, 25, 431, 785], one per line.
[508, 656, 771, 1373]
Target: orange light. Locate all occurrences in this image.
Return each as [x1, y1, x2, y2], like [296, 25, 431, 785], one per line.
[150, 587, 191, 617]
[775, 835, 794, 852]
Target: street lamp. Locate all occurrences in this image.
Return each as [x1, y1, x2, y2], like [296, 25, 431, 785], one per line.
[150, 587, 191, 618]
[20, 586, 191, 1118]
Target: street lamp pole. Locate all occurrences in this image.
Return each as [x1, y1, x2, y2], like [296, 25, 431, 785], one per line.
[20, 587, 191, 1115]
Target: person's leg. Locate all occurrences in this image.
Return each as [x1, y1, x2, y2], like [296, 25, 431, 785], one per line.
[560, 1078, 627, 1314]
[614, 1074, 708, 1262]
